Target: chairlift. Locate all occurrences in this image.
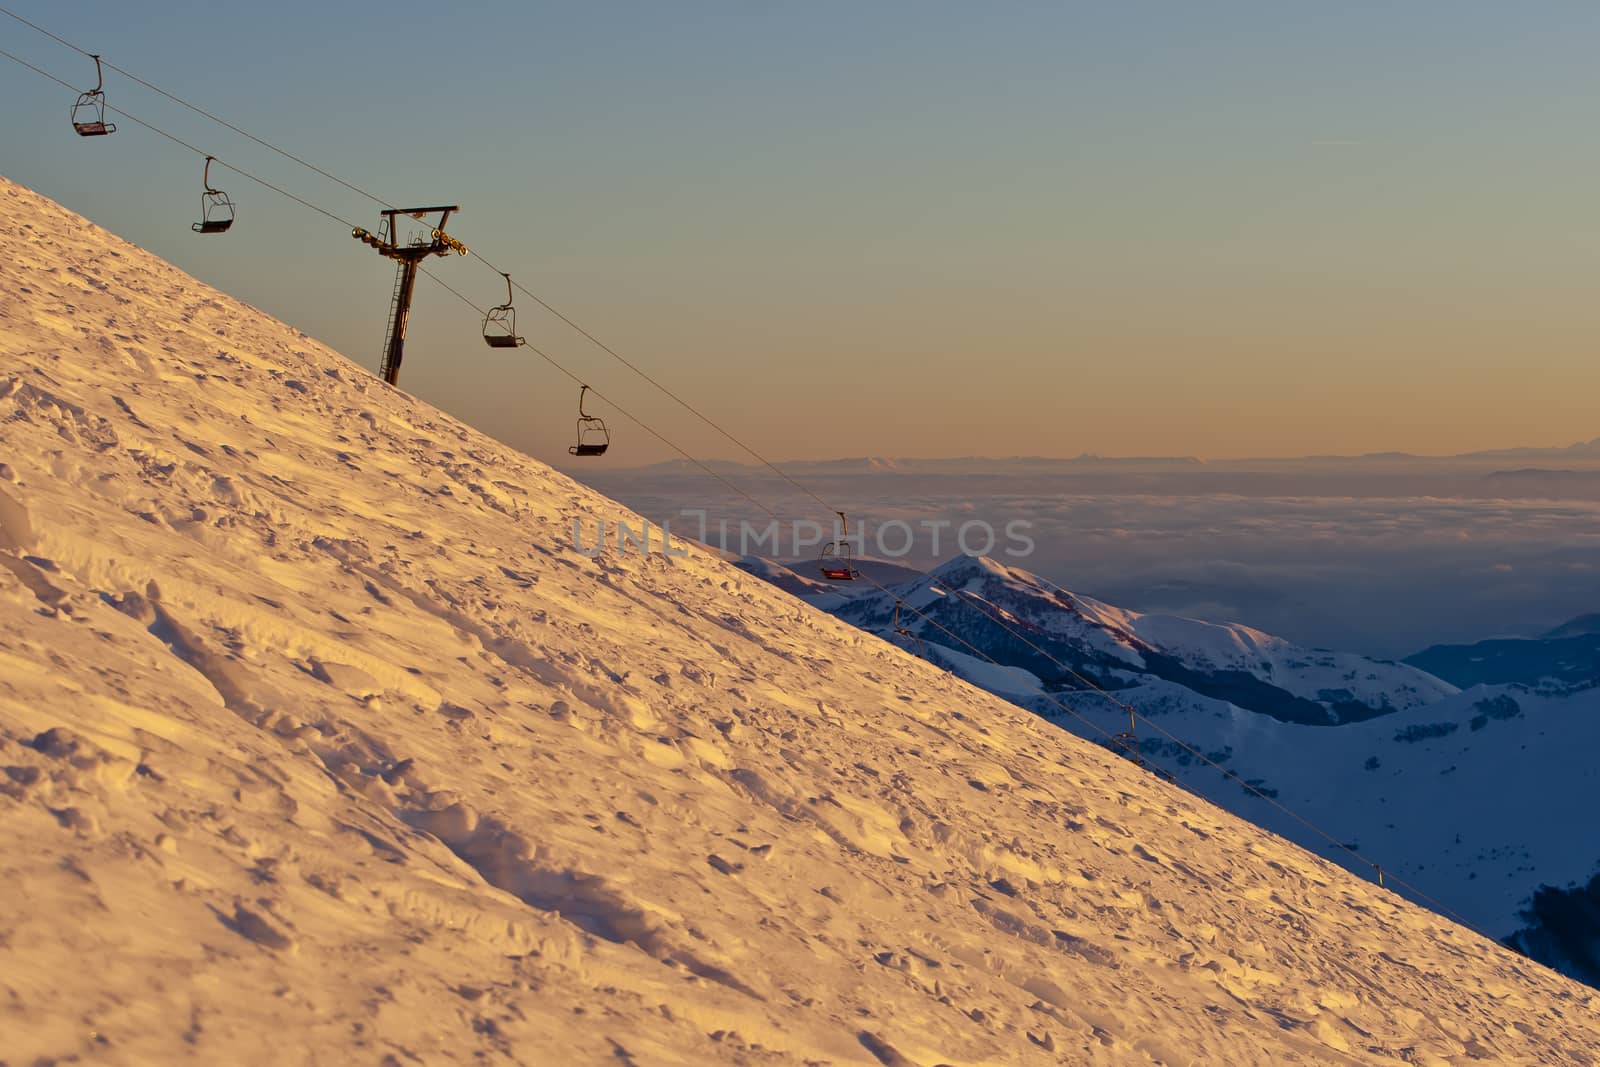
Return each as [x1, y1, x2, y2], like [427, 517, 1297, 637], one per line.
[482, 273, 523, 348]
[568, 385, 610, 457]
[819, 511, 860, 581]
[192, 157, 235, 234]
[892, 600, 925, 657]
[70, 54, 116, 137]
[1109, 706, 1148, 767]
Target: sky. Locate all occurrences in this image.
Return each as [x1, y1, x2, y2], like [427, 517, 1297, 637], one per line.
[4, 2, 1600, 466]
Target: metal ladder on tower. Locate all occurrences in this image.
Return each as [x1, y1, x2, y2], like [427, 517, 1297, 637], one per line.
[378, 259, 408, 382]
[351, 206, 464, 386]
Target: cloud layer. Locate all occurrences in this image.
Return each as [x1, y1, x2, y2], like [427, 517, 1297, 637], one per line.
[585, 462, 1600, 657]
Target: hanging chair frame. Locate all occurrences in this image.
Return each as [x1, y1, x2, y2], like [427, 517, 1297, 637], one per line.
[192, 156, 235, 234]
[892, 599, 925, 656]
[482, 272, 523, 348]
[819, 511, 860, 581]
[70, 54, 116, 137]
[568, 385, 610, 457]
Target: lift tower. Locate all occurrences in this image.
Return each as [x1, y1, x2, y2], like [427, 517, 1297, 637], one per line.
[352, 206, 467, 386]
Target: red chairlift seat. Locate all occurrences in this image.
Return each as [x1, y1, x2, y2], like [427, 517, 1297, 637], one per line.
[819, 561, 858, 582]
[818, 513, 860, 581]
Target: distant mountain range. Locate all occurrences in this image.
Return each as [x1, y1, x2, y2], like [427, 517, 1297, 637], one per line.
[1454, 437, 1600, 461]
[1407, 622, 1600, 693]
[804, 555, 1453, 725]
[623, 454, 1208, 478]
[605, 438, 1600, 477]
[1307, 437, 1600, 463]
[733, 552, 1600, 987]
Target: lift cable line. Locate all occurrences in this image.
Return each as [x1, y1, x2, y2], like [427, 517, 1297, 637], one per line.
[0, 46, 359, 232]
[2, 38, 460, 388]
[2, 7, 463, 388]
[0, 3, 852, 511]
[416, 268, 786, 510]
[0, 41, 447, 392]
[0, 4, 393, 212]
[0, 34, 1497, 945]
[0, 36, 776, 566]
[474, 251, 832, 493]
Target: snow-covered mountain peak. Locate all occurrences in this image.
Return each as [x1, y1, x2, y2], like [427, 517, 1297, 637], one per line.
[824, 554, 1454, 726]
[2, 174, 1595, 1063]
[930, 552, 1020, 584]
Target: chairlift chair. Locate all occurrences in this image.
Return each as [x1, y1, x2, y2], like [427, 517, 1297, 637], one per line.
[1110, 706, 1146, 766]
[568, 385, 610, 457]
[70, 54, 116, 137]
[819, 512, 860, 581]
[1110, 708, 1173, 780]
[892, 600, 925, 656]
[192, 157, 235, 234]
[482, 273, 523, 348]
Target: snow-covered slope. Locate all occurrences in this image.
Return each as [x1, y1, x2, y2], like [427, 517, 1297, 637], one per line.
[819, 556, 1454, 725]
[803, 555, 1599, 975]
[3, 175, 1598, 1065]
[1072, 679, 1600, 942]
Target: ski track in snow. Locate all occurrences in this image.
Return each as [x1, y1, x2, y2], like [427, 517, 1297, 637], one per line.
[1, 176, 1597, 1065]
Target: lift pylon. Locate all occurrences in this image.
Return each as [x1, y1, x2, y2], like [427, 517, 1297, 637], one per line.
[351, 206, 467, 386]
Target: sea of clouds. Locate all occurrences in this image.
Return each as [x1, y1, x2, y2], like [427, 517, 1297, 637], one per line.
[582, 457, 1600, 658]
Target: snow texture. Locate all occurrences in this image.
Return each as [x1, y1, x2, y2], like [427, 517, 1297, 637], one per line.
[2, 175, 1598, 1065]
[807, 553, 1600, 954]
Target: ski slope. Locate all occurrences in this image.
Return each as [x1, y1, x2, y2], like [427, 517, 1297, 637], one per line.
[2, 175, 1598, 1065]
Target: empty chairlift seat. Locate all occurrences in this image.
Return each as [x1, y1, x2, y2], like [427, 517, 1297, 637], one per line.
[192, 157, 235, 234]
[70, 54, 116, 137]
[568, 385, 610, 457]
[482, 273, 523, 348]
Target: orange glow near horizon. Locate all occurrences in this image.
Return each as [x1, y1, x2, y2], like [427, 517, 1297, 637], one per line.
[4, 3, 1599, 464]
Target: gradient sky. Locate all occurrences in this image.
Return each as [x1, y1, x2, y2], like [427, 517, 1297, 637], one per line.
[4, 1, 1600, 465]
